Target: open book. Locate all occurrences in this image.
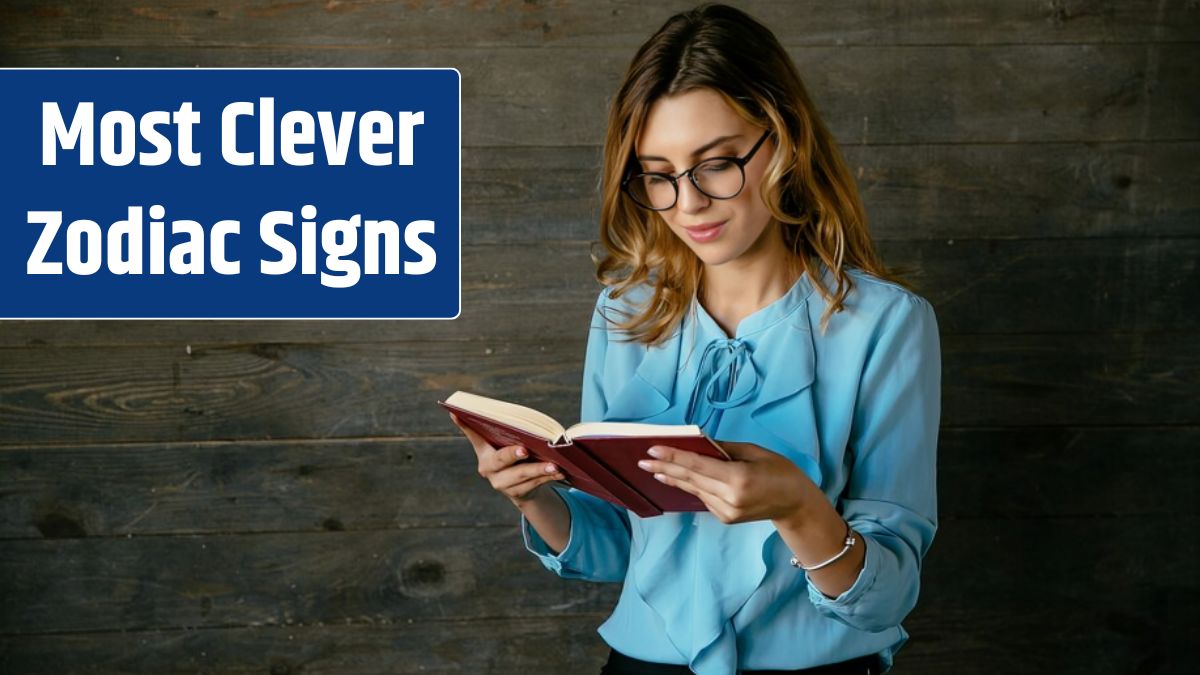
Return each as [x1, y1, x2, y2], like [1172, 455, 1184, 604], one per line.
[438, 390, 729, 517]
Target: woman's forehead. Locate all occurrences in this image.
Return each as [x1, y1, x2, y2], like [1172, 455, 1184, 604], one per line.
[636, 89, 745, 158]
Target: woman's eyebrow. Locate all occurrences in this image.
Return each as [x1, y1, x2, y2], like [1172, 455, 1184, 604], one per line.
[636, 133, 743, 162]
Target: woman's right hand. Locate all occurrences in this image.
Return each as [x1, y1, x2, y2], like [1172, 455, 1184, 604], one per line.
[451, 413, 566, 506]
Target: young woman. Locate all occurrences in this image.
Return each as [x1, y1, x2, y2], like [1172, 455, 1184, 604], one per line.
[452, 4, 940, 674]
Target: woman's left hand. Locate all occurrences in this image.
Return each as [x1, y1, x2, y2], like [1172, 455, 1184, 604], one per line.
[637, 442, 824, 524]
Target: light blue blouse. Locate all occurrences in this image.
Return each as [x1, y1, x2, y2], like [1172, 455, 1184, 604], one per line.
[520, 263, 941, 674]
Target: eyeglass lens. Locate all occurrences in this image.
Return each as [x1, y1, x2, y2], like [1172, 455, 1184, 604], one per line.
[628, 158, 744, 210]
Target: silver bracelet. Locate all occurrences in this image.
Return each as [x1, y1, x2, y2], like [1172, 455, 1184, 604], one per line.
[789, 520, 857, 571]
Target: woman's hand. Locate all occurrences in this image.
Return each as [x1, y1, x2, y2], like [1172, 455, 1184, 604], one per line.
[637, 441, 824, 525]
[450, 413, 565, 507]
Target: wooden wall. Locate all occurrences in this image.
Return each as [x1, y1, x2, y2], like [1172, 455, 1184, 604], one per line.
[1, 2, 1196, 673]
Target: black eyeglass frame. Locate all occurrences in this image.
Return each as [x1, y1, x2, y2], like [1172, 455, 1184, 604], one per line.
[620, 129, 773, 211]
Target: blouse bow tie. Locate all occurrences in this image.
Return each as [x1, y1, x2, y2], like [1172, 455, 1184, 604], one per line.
[685, 337, 762, 436]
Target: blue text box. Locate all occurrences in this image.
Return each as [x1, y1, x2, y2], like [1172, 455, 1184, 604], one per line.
[0, 68, 461, 319]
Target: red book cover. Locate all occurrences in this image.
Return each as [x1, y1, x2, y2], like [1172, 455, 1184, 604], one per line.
[572, 433, 729, 513]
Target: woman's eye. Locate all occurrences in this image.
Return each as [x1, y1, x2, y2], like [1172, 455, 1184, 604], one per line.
[700, 160, 734, 173]
[644, 175, 671, 185]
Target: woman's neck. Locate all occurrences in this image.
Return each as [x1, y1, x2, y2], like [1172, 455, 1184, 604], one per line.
[699, 234, 800, 338]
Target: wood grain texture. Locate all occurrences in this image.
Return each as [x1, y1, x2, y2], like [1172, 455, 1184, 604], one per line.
[0, 517, 1192, 673]
[0, 526, 622, 635]
[1, 427, 1195, 540]
[900, 517, 1198, 675]
[1, 44, 1195, 145]
[0, 437, 518, 539]
[2, 0, 1197, 48]
[0, 605, 1192, 675]
[0, 616, 615, 675]
[938, 427, 1200, 520]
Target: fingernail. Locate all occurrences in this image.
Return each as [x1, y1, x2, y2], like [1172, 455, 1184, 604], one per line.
[647, 447, 662, 458]
[515, 447, 527, 457]
[545, 463, 557, 473]
[637, 459, 652, 470]
[654, 473, 667, 483]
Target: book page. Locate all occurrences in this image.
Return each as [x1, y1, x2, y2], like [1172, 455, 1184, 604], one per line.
[444, 391, 565, 440]
[566, 421, 704, 439]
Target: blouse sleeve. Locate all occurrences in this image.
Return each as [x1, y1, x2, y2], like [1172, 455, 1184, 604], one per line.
[805, 293, 941, 632]
[520, 288, 633, 582]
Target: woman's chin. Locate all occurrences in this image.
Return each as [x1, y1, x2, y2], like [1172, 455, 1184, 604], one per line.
[693, 249, 738, 267]
[673, 236, 730, 265]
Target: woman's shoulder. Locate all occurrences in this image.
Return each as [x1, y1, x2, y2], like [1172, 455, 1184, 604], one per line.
[589, 281, 657, 332]
[592, 281, 654, 311]
[820, 266, 936, 339]
[842, 266, 932, 312]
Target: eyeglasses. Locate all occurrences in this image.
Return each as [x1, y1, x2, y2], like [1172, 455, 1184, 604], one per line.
[621, 129, 772, 211]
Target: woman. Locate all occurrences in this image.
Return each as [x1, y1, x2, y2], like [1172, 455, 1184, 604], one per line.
[452, 4, 940, 674]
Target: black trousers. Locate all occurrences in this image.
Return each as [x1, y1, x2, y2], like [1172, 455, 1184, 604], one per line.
[599, 648, 884, 675]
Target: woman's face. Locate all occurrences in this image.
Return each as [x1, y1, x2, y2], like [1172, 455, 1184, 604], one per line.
[634, 87, 778, 269]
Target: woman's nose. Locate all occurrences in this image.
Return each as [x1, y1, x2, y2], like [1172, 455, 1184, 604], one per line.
[675, 176, 711, 213]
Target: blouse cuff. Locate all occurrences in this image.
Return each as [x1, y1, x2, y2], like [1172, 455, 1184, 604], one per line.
[520, 485, 582, 574]
[805, 530, 881, 612]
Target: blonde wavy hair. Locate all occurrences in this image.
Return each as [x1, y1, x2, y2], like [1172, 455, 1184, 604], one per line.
[594, 3, 911, 345]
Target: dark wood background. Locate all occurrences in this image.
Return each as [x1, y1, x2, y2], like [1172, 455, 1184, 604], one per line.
[0, 1, 1196, 673]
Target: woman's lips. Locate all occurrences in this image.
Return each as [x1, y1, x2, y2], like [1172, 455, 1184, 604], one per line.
[682, 220, 726, 243]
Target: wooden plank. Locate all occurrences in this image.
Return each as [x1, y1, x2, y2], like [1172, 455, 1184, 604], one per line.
[938, 427, 1200, 520]
[1149, 43, 1200, 140]
[879, 236, 1200, 336]
[0, 516, 1192, 673]
[1, 0, 1196, 48]
[0, 438, 517, 539]
[462, 145, 600, 242]
[942, 332, 1200, 427]
[0, 236, 1196, 347]
[1, 427, 1194, 540]
[895, 518, 1197, 673]
[847, 141, 1200, 241]
[1, 331, 1197, 445]
[0, 616, 614, 675]
[0, 44, 1193, 145]
[0, 606, 1190, 675]
[905, 515, 1198, 672]
[0, 602, 1190, 675]
[0, 527, 623, 635]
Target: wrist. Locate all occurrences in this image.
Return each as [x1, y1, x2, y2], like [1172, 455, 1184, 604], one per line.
[772, 496, 817, 531]
[513, 482, 563, 511]
[789, 519, 855, 571]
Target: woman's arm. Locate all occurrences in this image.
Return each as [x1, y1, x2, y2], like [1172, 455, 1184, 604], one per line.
[516, 483, 571, 554]
[800, 293, 941, 632]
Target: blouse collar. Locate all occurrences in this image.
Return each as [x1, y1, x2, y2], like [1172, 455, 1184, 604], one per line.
[603, 263, 828, 489]
[690, 265, 818, 341]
